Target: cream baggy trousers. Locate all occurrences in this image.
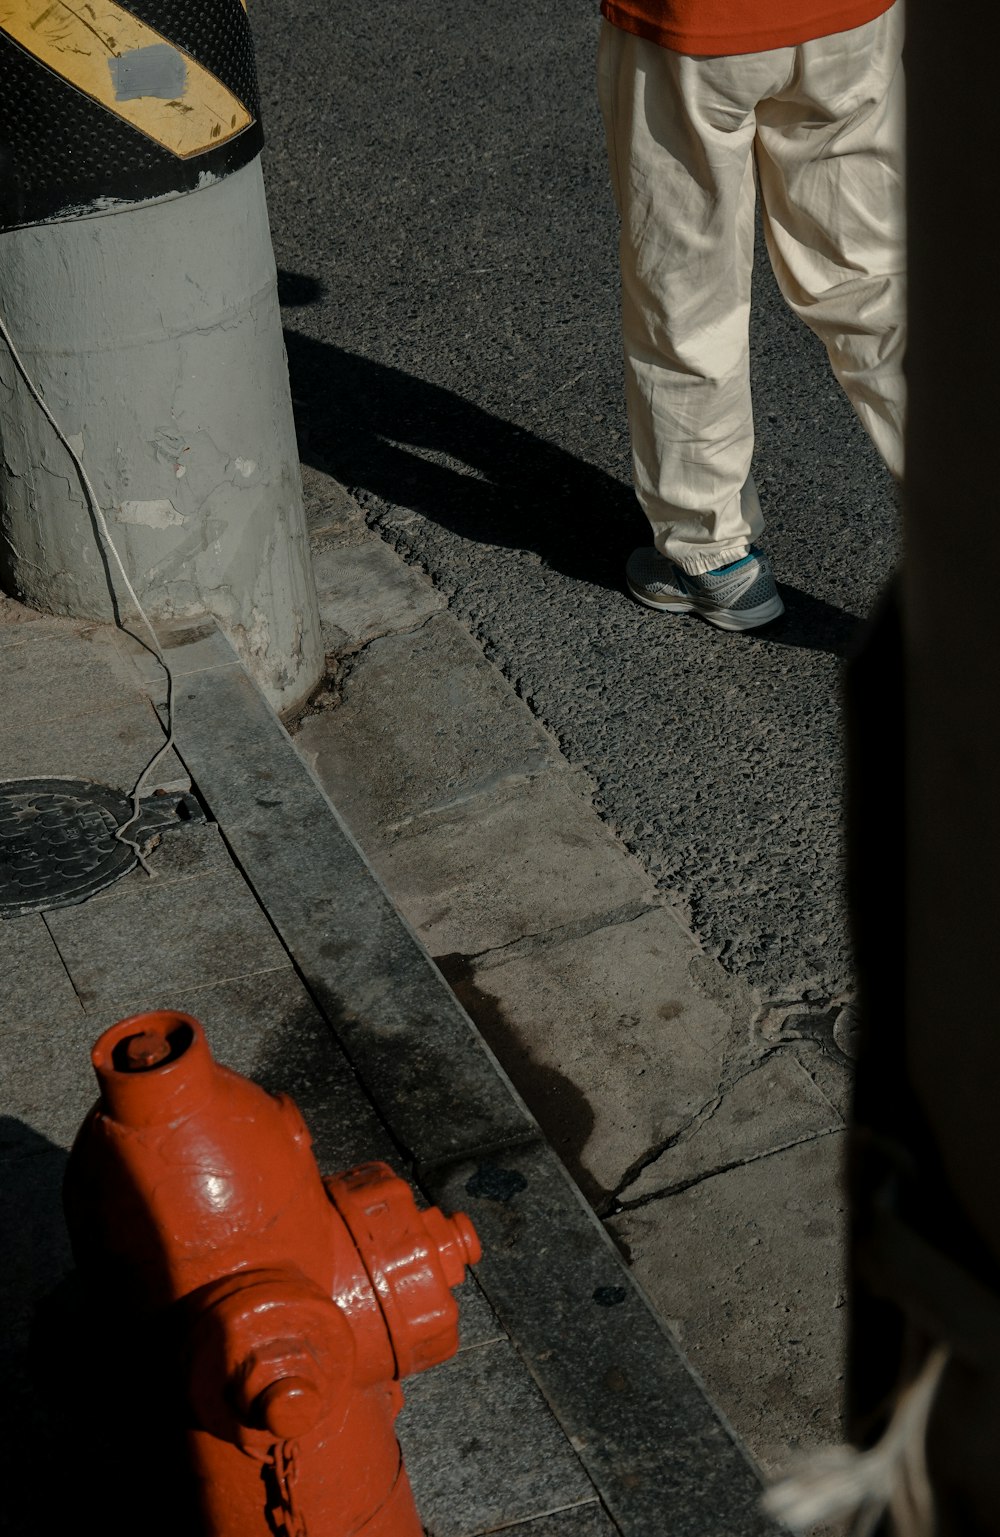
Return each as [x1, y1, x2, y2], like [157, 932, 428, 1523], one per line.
[597, 3, 906, 575]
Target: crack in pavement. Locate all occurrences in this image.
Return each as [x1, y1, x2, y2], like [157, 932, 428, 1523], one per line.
[607, 1122, 844, 1215]
[597, 1048, 791, 1217]
[293, 601, 443, 728]
[596, 1088, 725, 1219]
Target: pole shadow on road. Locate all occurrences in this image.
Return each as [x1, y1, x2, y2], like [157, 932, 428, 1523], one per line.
[280, 279, 864, 658]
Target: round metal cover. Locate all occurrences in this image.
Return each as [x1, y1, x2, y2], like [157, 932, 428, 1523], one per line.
[0, 778, 138, 919]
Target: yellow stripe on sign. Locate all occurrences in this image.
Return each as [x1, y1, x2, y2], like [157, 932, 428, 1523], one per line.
[0, 0, 253, 158]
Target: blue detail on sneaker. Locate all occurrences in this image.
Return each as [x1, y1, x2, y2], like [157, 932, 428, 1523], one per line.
[625, 545, 784, 632]
[707, 550, 757, 576]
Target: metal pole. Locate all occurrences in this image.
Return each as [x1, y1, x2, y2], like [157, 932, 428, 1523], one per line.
[0, 0, 322, 713]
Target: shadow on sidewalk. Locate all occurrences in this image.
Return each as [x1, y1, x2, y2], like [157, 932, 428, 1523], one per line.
[0, 1117, 193, 1537]
[0, 1118, 88, 1535]
[279, 277, 864, 658]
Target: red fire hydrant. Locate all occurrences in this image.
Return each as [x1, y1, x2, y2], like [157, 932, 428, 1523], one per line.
[63, 1010, 482, 1536]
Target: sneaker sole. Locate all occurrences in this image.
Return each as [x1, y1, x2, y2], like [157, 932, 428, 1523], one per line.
[626, 579, 785, 632]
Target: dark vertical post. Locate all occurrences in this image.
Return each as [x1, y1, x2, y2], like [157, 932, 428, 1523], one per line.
[902, 0, 1000, 1522]
[846, 2, 1000, 1529]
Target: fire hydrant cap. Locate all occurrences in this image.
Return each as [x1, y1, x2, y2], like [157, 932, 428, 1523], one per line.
[187, 1269, 357, 1452]
[120, 1030, 172, 1069]
[421, 1207, 482, 1287]
[91, 1011, 214, 1126]
[254, 1376, 325, 1439]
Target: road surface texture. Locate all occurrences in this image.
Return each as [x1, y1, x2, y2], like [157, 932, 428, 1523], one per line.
[253, 0, 901, 1014]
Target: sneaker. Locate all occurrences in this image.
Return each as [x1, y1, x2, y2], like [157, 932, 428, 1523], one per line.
[625, 545, 784, 632]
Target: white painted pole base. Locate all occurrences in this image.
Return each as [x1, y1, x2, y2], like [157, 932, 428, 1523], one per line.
[0, 159, 322, 715]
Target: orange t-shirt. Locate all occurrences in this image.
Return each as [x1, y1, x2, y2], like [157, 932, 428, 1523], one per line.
[600, 0, 895, 55]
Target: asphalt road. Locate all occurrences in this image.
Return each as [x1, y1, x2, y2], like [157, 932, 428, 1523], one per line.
[252, 0, 901, 1007]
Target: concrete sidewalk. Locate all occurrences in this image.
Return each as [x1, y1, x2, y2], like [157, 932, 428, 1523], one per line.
[0, 587, 774, 1536]
[294, 462, 854, 1481]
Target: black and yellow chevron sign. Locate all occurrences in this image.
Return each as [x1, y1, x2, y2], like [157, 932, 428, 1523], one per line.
[0, 0, 253, 158]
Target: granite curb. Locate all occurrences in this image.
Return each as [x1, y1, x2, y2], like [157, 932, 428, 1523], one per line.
[158, 616, 774, 1534]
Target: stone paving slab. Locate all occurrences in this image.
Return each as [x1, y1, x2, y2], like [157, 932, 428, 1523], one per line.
[2, 914, 85, 1028]
[135, 819, 233, 882]
[0, 597, 86, 647]
[43, 859, 291, 1013]
[0, 1122, 73, 1395]
[308, 765, 657, 959]
[1, 681, 188, 792]
[301, 458, 370, 540]
[617, 1052, 843, 1205]
[398, 1341, 595, 1537]
[0, 609, 189, 790]
[1, 628, 151, 724]
[424, 1143, 771, 1537]
[440, 908, 739, 1209]
[297, 613, 564, 835]
[4, 1013, 103, 1150]
[608, 1133, 848, 1479]
[311, 535, 446, 648]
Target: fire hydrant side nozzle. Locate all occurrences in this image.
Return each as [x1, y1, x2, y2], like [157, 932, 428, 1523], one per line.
[64, 1010, 482, 1537]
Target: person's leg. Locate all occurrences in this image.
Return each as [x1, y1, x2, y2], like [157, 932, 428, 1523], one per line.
[754, 2, 906, 482]
[598, 21, 786, 576]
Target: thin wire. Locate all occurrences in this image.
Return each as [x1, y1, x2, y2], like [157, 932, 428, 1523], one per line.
[0, 307, 176, 875]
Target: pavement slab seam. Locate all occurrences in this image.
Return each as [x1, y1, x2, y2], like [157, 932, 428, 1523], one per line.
[332, 602, 441, 665]
[379, 765, 574, 834]
[472, 1500, 615, 1536]
[599, 1087, 725, 1217]
[83, 962, 298, 1011]
[437, 897, 663, 973]
[43, 920, 89, 1014]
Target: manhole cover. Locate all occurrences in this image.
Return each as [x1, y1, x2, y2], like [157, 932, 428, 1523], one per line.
[0, 777, 139, 918]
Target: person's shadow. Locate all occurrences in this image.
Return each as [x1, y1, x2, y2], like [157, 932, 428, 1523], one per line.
[280, 273, 864, 657]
